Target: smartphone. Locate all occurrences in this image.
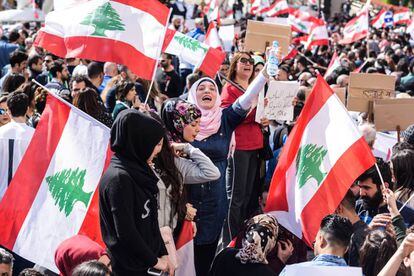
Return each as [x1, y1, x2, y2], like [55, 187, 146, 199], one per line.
[147, 268, 168, 276]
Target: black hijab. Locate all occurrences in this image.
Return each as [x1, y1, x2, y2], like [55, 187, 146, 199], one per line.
[110, 109, 165, 195]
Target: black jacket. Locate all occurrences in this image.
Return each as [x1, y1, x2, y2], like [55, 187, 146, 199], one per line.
[99, 109, 167, 275]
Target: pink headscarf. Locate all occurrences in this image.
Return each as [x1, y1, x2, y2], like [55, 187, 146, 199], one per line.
[188, 77, 223, 141]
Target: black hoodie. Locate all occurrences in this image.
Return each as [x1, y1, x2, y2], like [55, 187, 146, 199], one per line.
[99, 109, 167, 275]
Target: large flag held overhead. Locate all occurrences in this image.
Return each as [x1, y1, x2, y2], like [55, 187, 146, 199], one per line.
[163, 29, 226, 78]
[265, 76, 376, 246]
[0, 93, 111, 273]
[372, 9, 387, 29]
[35, 0, 170, 80]
[394, 9, 411, 25]
[339, 1, 370, 44]
[205, 21, 223, 50]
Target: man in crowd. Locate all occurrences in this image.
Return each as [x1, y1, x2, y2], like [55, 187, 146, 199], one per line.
[28, 54, 48, 86]
[45, 60, 70, 102]
[70, 74, 89, 99]
[99, 62, 118, 93]
[335, 190, 368, 266]
[87, 62, 104, 93]
[0, 31, 21, 74]
[156, 53, 181, 98]
[0, 248, 13, 276]
[0, 95, 10, 126]
[279, 214, 353, 275]
[0, 50, 28, 89]
[0, 92, 34, 200]
[355, 158, 414, 226]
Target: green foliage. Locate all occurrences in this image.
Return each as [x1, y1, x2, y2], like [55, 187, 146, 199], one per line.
[81, 2, 125, 37]
[174, 34, 208, 54]
[46, 168, 92, 217]
[296, 144, 328, 189]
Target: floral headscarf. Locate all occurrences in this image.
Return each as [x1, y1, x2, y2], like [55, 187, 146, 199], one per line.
[161, 98, 202, 143]
[236, 214, 279, 264]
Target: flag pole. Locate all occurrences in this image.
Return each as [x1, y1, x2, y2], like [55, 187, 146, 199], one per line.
[374, 162, 387, 191]
[399, 193, 414, 213]
[144, 8, 173, 105]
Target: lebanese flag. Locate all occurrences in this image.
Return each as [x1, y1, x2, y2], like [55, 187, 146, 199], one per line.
[373, 132, 397, 162]
[372, 9, 386, 29]
[0, 93, 111, 273]
[34, 0, 169, 80]
[303, 18, 329, 50]
[265, 75, 375, 246]
[206, 0, 220, 22]
[324, 51, 340, 78]
[175, 221, 196, 276]
[288, 8, 318, 34]
[163, 29, 226, 78]
[205, 21, 223, 50]
[339, 1, 370, 44]
[250, 0, 270, 15]
[260, 0, 289, 17]
[394, 9, 411, 25]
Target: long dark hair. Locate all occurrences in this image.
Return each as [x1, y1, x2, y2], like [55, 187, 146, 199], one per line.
[147, 112, 186, 221]
[359, 230, 397, 276]
[392, 149, 414, 200]
[115, 80, 134, 102]
[73, 88, 102, 118]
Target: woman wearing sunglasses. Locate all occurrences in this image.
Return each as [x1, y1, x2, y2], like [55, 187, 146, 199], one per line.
[222, 51, 270, 242]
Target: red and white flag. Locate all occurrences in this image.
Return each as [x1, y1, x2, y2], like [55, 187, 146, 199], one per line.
[407, 20, 414, 39]
[288, 8, 318, 34]
[324, 51, 340, 78]
[260, 0, 289, 17]
[373, 132, 397, 162]
[282, 46, 298, 61]
[372, 9, 386, 29]
[0, 94, 111, 273]
[339, 1, 370, 44]
[394, 9, 411, 25]
[34, 0, 169, 80]
[205, 21, 223, 50]
[265, 75, 375, 246]
[175, 221, 196, 276]
[303, 18, 328, 50]
[249, 0, 270, 15]
[163, 29, 226, 78]
[206, 0, 220, 22]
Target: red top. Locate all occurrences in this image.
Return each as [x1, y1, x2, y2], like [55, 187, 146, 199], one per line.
[221, 83, 263, 150]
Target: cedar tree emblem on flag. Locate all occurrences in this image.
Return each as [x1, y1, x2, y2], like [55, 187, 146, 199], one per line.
[81, 2, 125, 37]
[46, 168, 92, 217]
[296, 144, 327, 189]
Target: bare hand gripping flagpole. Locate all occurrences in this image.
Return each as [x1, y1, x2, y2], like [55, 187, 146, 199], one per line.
[144, 8, 173, 105]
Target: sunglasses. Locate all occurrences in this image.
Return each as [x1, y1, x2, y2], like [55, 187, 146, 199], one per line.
[0, 108, 6, 115]
[239, 57, 254, 65]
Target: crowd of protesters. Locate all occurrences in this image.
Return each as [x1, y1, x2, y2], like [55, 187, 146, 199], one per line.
[2, 0, 414, 275]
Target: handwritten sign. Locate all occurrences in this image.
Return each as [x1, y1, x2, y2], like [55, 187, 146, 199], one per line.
[285, 265, 363, 276]
[256, 81, 299, 122]
[347, 72, 396, 112]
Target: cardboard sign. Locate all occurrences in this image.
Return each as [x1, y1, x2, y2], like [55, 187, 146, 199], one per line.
[333, 87, 346, 105]
[374, 98, 414, 131]
[285, 265, 363, 276]
[245, 20, 291, 56]
[347, 72, 396, 113]
[256, 81, 300, 122]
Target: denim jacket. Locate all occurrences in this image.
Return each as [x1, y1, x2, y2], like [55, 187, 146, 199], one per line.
[279, 254, 348, 276]
[189, 102, 247, 245]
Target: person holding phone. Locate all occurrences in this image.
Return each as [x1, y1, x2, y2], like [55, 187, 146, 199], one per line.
[99, 110, 174, 275]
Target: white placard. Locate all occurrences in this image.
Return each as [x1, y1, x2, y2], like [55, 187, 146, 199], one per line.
[285, 265, 363, 276]
[218, 24, 235, 52]
[256, 81, 300, 122]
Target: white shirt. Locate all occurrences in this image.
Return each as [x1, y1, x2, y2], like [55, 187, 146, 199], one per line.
[0, 121, 35, 199]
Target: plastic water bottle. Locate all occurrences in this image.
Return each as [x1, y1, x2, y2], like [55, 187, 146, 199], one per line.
[267, 41, 279, 77]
